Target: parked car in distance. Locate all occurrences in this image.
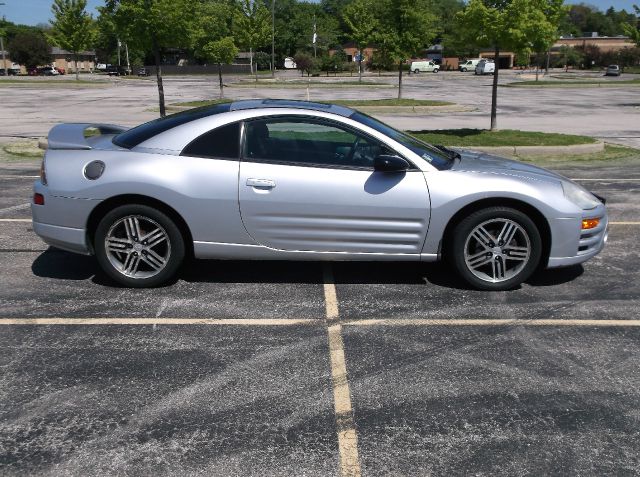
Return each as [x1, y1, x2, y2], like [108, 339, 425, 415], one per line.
[410, 61, 440, 73]
[458, 59, 481, 72]
[605, 64, 620, 76]
[33, 66, 60, 76]
[137, 67, 150, 76]
[55, 67, 65, 75]
[106, 65, 130, 76]
[475, 60, 495, 75]
[0, 68, 19, 76]
[33, 99, 608, 290]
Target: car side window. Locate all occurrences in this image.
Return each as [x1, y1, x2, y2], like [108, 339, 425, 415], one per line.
[181, 122, 240, 159]
[243, 117, 390, 169]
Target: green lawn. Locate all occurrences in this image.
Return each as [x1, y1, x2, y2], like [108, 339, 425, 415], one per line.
[173, 98, 453, 108]
[410, 129, 597, 147]
[507, 78, 640, 87]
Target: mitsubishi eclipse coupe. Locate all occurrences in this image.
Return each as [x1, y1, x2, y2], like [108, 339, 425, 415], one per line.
[32, 99, 608, 290]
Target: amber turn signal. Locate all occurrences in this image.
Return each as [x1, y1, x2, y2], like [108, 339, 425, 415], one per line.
[581, 218, 600, 230]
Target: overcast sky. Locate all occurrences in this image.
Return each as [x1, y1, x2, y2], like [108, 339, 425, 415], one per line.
[1, 0, 638, 27]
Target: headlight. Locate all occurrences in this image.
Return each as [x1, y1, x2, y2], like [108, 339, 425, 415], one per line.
[562, 181, 600, 210]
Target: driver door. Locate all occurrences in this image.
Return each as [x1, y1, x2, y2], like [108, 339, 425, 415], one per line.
[238, 116, 430, 255]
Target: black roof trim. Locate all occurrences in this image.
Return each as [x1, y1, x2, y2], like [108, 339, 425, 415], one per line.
[229, 99, 354, 117]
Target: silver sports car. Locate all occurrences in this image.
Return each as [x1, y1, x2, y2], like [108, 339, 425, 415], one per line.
[32, 99, 607, 290]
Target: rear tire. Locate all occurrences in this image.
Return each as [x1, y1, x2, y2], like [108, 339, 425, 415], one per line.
[462, 68, 467, 72]
[448, 207, 542, 291]
[94, 204, 185, 288]
[414, 69, 420, 74]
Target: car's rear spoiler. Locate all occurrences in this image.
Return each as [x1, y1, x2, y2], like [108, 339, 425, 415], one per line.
[46, 123, 128, 150]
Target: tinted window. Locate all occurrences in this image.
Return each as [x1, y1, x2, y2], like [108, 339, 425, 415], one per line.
[243, 117, 390, 169]
[349, 111, 453, 170]
[113, 103, 232, 149]
[181, 122, 240, 159]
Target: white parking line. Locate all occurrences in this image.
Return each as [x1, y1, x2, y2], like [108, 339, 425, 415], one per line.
[0, 175, 39, 179]
[0, 318, 321, 325]
[572, 178, 640, 182]
[0, 218, 32, 222]
[345, 318, 640, 327]
[0, 203, 30, 214]
[323, 264, 362, 477]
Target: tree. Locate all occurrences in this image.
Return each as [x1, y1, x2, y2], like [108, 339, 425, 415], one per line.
[105, 0, 194, 117]
[622, 5, 640, 46]
[192, 1, 237, 99]
[342, 0, 377, 82]
[456, 0, 565, 130]
[234, 0, 271, 81]
[6, 31, 52, 69]
[49, 0, 96, 80]
[374, 0, 436, 99]
[558, 45, 583, 71]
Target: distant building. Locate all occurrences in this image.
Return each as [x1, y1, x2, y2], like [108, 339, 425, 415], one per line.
[51, 47, 96, 73]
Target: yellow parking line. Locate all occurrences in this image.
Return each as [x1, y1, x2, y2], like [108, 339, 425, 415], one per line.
[323, 264, 362, 477]
[345, 318, 640, 327]
[0, 318, 321, 325]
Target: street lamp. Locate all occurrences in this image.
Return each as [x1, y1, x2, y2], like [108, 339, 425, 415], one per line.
[0, 2, 7, 77]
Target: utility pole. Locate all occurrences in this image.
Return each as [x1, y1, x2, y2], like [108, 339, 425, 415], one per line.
[0, 2, 7, 77]
[312, 14, 317, 58]
[271, 0, 275, 78]
[125, 42, 130, 75]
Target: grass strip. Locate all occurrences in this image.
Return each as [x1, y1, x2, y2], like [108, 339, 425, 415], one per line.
[174, 98, 453, 108]
[507, 79, 640, 87]
[410, 129, 597, 147]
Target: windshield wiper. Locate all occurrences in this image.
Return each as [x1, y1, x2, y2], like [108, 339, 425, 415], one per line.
[434, 144, 461, 161]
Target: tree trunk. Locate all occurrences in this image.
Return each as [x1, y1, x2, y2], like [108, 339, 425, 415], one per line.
[218, 63, 224, 99]
[358, 48, 362, 83]
[490, 46, 499, 131]
[75, 54, 79, 81]
[397, 60, 403, 99]
[153, 40, 166, 118]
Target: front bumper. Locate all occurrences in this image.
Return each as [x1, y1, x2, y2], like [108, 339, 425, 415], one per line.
[547, 210, 608, 268]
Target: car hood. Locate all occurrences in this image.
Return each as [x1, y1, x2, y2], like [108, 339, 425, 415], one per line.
[451, 150, 566, 183]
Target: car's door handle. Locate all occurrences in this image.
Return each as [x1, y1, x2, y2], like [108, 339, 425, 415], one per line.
[246, 178, 276, 189]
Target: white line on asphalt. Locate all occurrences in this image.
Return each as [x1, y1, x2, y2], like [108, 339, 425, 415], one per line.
[0, 175, 39, 179]
[0, 203, 30, 214]
[571, 178, 640, 182]
[323, 264, 362, 477]
[345, 318, 640, 327]
[0, 318, 321, 325]
[0, 218, 32, 222]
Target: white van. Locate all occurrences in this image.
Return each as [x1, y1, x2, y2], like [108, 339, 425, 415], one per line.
[458, 59, 481, 72]
[410, 61, 439, 73]
[475, 59, 495, 75]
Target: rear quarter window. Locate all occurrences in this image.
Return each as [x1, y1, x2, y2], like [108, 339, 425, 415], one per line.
[180, 122, 241, 159]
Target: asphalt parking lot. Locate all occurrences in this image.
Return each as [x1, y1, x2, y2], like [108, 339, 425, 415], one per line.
[1, 154, 640, 475]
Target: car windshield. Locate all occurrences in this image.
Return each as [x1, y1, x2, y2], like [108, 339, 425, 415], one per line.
[349, 111, 454, 170]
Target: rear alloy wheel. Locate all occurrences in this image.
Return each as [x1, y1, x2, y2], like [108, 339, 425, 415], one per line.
[450, 207, 542, 291]
[414, 69, 420, 74]
[95, 204, 185, 287]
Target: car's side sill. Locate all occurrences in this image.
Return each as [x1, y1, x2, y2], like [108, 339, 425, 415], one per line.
[194, 241, 437, 262]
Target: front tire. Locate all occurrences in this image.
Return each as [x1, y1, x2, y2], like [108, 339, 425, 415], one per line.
[462, 68, 467, 72]
[94, 204, 185, 287]
[449, 207, 542, 291]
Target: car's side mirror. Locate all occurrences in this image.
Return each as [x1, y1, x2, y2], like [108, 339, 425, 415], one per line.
[374, 154, 410, 172]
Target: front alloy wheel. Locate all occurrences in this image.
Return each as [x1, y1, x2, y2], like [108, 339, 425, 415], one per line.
[95, 204, 185, 287]
[450, 207, 542, 290]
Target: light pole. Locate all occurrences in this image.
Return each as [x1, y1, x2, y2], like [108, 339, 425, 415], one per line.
[0, 2, 7, 77]
[271, 0, 275, 78]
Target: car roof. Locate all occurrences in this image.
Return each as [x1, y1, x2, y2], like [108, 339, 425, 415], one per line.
[113, 99, 356, 149]
[229, 99, 354, 117]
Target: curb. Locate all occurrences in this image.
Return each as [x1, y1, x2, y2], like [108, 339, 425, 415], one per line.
[460, 141, 604, 157]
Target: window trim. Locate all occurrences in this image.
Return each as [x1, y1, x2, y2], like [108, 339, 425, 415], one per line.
[240, 115, 419, 171]
[179, 120, 242, 161]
